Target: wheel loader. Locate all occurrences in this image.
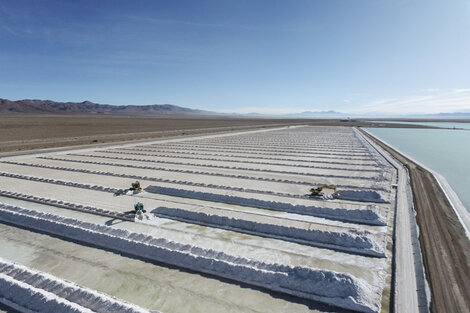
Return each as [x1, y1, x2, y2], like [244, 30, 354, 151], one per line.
[130, 181, 142, 194]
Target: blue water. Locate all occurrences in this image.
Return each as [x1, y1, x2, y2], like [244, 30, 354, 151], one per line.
[365, 127, 470, 212]
[372, 121, 470, 130]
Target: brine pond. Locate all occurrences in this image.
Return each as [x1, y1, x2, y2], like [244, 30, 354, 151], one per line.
[365, 125, 470, 212]
[372, 120, 470, 130]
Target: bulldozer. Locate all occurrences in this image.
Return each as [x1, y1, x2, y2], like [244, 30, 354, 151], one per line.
[130, 181, 142, 194]
[309, 186, 339, 197]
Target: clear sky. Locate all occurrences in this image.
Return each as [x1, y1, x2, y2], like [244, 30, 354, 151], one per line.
[1, 0, 470, 115]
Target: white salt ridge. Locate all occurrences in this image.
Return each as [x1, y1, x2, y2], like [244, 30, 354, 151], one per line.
[337, 190, 389, 203]
[129, 146, 370, 158]
[65, 153, 389, 189]
[0, 203, 381, 313]
[69, 151, 379, 171]
[3, 160, 376, 188]
[0, 164, 386, 199]
[0, 171, 119, 193]
[106, 147, 372, 162]
[135, 144, 373, 160]
[144, 206, 385, 257]
[0, 259, 150, 313]
[92, 151, 380, 180]
[42, 152, 382, 173]
[0, 168, 390, 203]
[145, 186, 387, 226]
[0, 274, 93, 313]
[154, 142, 371, 154]
[165, 144, 370, 155]
[0, 189, 134, 221]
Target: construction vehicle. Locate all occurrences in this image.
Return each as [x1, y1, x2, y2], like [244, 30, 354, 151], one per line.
[130, 181, 142, 194]
[113, 181, 143, 197]
[309, 186, 339, 197]
[134, 202, 146, 215]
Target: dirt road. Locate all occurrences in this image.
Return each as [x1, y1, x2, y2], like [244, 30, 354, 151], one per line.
[361, 129, 470, 313]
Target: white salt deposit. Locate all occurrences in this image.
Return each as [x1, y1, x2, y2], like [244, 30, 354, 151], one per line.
[0, 203, 381, 313]
[145, 186, 387, 225]
[0, 258, 151, 313]
[142, 206, 385, 257]
[0, 126, 395, 313]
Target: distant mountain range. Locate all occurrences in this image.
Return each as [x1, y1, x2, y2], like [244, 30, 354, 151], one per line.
[240, 110, 347, 118]
[1, 98, 469, 119]
[0, 98, 216, 115]
[0, 99, 352, 118]
[428, 112, 470, 118]
[284, 110, 348, 118]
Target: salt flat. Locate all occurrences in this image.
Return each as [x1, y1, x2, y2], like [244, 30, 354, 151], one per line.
[0, 126, 397, 313]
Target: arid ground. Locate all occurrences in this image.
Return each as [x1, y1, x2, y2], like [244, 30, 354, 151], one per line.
[0, 115, 432, 155]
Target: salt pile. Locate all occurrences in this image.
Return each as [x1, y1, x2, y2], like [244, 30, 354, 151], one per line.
[145, 186, 386, 225]
[0, 258, 151, 313]
[144, 206, 385, 257]
[0, 203, 381, 313]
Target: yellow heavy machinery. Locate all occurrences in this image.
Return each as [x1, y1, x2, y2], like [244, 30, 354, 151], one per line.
[130, 181, 142, 193]
[309, 186, 339, 197]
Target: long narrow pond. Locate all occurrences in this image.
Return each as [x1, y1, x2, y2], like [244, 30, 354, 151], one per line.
[365, 126, 470, 212]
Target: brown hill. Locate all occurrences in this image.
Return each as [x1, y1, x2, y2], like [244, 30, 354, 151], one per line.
[0, 98, 216, 115]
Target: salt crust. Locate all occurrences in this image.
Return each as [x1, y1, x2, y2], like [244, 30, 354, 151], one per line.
[0, 258, 151, 313]
[0, 203, 380, 313]
[146, 186, 387, 226]
[144, 206, 384, 257]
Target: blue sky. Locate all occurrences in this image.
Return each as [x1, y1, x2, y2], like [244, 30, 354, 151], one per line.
[1, 0, 470, 115]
